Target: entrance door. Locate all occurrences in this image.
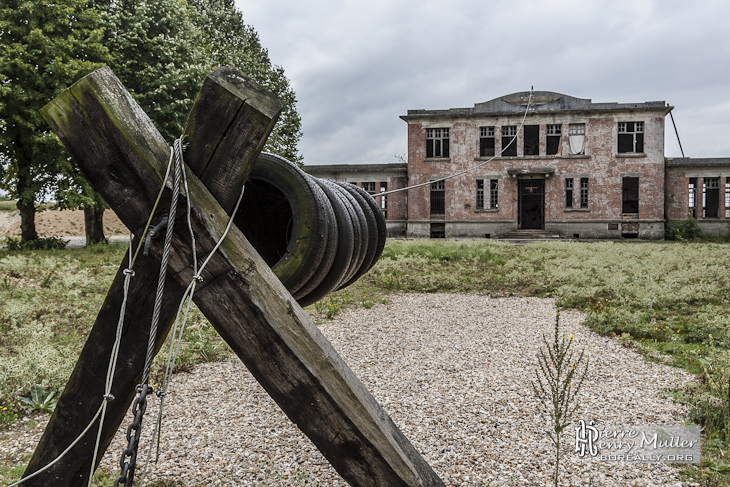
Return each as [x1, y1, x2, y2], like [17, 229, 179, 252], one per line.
[518, 179, 545, 229]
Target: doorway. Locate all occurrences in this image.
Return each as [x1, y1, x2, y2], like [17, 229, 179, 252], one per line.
[518, 179, 545, 229]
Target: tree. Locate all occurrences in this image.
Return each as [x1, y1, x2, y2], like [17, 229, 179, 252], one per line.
[0, 0, 108, 242]
[188, 0, 302, 165]
[103, 0, 212, 143]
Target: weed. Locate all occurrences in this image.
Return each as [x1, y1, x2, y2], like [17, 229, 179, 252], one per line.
[20, 385, 58, 413]
[666, 218, 704, 241]
[0, 399, 18, 428]
[532, 311, 589, 487]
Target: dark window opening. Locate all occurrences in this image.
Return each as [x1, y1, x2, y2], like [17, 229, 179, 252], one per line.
[547, 124, 561, 155]
[426, 128, 449, 158]
[502, 126, 517, 157]
[480, 126, 495, 157]
[565, 178, 574, 208]
[688, 177, 697, 218]
[361, 182, 375, 193]
[618, 121, 644, 154]
[476, 179, 484, 209]
[430, 180, 445, 215]
[704, 177, 720, 218]
[430, 222, 445, 238]
[490, 179, 498, 209]
[580, 177, 589, 208]
[524, 125, 539, 156]
[725, 178, 730, 218]
[622, 177, 639, 214]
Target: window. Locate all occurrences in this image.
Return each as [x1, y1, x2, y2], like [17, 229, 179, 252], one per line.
[726, 178, 730, 218]
[704, 177, 720, 218]
[476, 179, 498, 210]
[622, 177, 639, 214]
[479, 126, 495, 157]
[490, 179, 498, 209]
[565, 178, 574, 208]
[502, 126, 517, 156]
[361, 182, 375, 193]
[523, 125, 539, 156]
[580, 178, 589, 208]
[547, 124, 561, 155]
[618, 122, 644, 154]
[426, 128, 449, 158]
[379, 182, 387, 217]
[430, 180, 445, 215]
[568, 123, 585, 155]
[689, 177, 697, 218]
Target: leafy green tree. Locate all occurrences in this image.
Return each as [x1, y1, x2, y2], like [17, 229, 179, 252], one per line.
[189, 0, 302, 165]
[103, 0, 212, 142]
[0, 0, 108, 242]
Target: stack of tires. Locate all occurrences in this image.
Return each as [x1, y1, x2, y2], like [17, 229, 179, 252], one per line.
[234, 152, 386, 307]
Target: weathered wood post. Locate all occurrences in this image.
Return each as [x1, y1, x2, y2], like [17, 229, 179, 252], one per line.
[28, 67, 445, 487]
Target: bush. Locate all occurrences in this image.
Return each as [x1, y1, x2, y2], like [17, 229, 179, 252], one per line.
[5, 236, 68, 251]
[666, 218, 703, 241]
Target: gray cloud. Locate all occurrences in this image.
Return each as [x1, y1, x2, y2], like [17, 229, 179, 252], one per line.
[236, 0, 730, 164]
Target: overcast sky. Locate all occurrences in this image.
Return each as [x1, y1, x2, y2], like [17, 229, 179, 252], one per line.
[234, 0, 730, 166]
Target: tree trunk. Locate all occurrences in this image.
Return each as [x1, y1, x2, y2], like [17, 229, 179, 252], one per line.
[17, 198, 37, 242]
[83, 190, 106, 245]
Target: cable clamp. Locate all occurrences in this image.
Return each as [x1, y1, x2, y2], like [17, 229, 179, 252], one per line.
[193, 274, 203, 282]
[103, 393, 115, 402]
[123, 269, 135, 277]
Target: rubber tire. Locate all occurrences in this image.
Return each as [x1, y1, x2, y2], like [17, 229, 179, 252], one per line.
[234, 152, 332, 296]
[295, 178, 356, 307]
[291, 174, 340, 301]
[327, 182, 366, 287]
[336, 182, 385, 289]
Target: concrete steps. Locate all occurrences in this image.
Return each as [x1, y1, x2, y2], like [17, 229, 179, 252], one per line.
[498, 229, 563, 240]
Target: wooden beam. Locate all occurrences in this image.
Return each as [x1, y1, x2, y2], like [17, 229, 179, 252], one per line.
[22, 66, 281, 486]
[39, 68, 445, 486]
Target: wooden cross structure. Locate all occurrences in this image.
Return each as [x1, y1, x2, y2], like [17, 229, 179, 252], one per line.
[22, 66, 445, 487]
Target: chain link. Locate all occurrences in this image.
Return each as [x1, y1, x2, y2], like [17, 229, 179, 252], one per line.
[115, 384, 153, 487]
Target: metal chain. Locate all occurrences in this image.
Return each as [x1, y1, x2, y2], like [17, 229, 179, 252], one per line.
[114, 384, 153, 487]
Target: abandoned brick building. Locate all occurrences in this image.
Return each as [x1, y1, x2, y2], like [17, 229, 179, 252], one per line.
[307, 91, 729, 239]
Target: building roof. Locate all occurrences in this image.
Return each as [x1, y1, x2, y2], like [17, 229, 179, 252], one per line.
[305, 163, 407, 176]
[401, 91, 673, 120]
[667, 157, 730, 167]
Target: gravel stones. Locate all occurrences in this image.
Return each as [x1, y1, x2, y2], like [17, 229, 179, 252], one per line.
[6, 294, 695, 486]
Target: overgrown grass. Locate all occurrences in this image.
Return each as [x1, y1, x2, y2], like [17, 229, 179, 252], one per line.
[0, 200, 17, 212]
[0, 242, 230, 425]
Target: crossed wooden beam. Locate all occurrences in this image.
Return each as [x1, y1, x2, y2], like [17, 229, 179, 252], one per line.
[23, 66, 445, 487]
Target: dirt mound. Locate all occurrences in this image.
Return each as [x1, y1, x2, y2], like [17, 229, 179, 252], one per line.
[1, 209, 128, 237]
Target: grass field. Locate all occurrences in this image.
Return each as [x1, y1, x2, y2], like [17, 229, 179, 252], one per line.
[1, 238, 729, 485]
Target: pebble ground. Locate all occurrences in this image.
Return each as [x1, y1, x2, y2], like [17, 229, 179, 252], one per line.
[3, 294, 696, 486]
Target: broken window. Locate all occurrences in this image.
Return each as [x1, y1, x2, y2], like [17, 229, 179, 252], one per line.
[480, 126, 495, 157]
[476, 179, 498, 209]
[379, 182, 387, 217]
[502, 126, 517, 156]
[426, 128, 449, 158]
[622, 177, 639, 214]
[547, 124, 562, 155]
[703, 177, 720, 218]
[523, 125, 539, 156]
[618, 122, 644, 154]
[430, 180, 445, 215]
[490, 180, 498, 209]
[580, 178, 589, 208]
[725, 178, 730, 218]
[565, 178, 574, 208]
[476, 179, 484, 209]
[568, 123, 585, 155]
[688, 177, 697, 218]
[361, 182, 375, 193]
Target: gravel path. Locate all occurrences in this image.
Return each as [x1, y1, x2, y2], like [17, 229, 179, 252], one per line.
[3, 294, 696, 486]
